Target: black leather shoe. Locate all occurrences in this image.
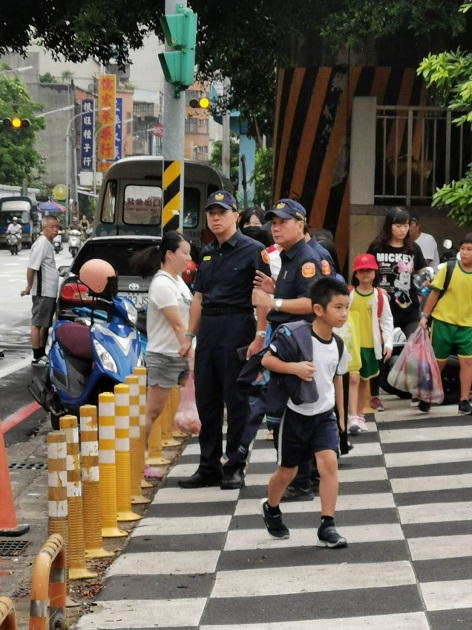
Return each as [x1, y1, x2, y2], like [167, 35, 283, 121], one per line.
[178, 471, 221, 489]
[220, 469, 245, 490]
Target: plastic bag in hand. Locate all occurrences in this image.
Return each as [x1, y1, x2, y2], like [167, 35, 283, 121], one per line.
[387, 327, 443, 404]
[174, 373, 201, 435]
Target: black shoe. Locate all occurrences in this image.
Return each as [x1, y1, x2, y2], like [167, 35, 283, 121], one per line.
[459, 400, 472, 415]
[260, 499, 290, 539]
[220, 468, 245, 490]
[418, 400, 431, 413]
[317, 522, 347, 548]
[281, 485, 314, 502]
[178, 470, 221, 489]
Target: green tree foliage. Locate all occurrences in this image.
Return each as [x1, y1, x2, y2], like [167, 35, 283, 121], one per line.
[209, 136, 240, 189]
[417, 3, 472, 225]
[39, 72, 57, 83]
[250, 148, 273, 209]
[0, 75, 45, 186]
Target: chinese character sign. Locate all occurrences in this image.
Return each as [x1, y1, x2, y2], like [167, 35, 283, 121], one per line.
[97, 74, 116, 161]
[80, 99, 94, 171]
[115, 98, 122, 161]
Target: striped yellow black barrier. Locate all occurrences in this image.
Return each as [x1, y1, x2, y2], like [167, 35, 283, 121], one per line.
[0, 597, 16, 630]
[47, 432, 68, 546]
[114, 384, 140, 522]
[125, 375, 150, 505]
[98, 393, 126, 538]
[79, 405, 114, 559]
[133, 367, 152, 489]
[162, 160, 181, 233]
[29, 533, 66, 630]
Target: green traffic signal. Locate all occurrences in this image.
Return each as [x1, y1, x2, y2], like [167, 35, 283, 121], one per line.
[158, 5, 197, 95]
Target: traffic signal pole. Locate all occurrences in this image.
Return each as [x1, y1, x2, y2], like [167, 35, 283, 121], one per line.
[160, 0, 192, 234]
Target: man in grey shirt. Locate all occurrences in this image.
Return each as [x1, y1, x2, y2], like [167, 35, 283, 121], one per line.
[23, 216, 60, 366]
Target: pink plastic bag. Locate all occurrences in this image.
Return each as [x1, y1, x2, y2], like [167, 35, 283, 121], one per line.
[174, 374, 201, 435]
[387, 327, 444, 404]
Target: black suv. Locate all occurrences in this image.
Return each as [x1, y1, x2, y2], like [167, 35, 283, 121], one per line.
[56, 235, 161, 321]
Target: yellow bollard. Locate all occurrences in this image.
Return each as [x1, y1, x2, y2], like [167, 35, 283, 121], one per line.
[98, 393, 126, 538]
[125, 376, 150, 505]
[114, 384, 140, 522]
[59, 415, 97, 580]
[79, 405, 114, 559]
[47, 432, 68, 547]
[147, 398, 171, 466]
[171, 385, 186, 438]
[133, 367, 152, 489]
[161, 390, 181, 448]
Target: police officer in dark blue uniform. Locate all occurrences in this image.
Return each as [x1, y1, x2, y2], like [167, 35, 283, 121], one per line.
[178, 190, 271, 490]
[252, 199, 337, 501]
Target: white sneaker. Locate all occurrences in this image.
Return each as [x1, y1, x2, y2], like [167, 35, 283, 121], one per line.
[356, 414, 369, 432]
[31, 355, 49, 367]
[347, 415, 361, 435]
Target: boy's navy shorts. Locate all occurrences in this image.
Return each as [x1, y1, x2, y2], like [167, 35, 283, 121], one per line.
[277, 407, 338, 469]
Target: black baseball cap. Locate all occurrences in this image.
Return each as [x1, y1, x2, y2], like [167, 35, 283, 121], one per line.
[205, 190, 238, 212]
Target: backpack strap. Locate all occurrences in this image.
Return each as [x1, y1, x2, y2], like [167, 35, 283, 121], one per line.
[442, 259, 456, 294]
[332, 332, 344, 371]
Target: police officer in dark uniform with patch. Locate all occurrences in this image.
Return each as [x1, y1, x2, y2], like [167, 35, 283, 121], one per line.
[252, 198, 336, 501]
[178, 190, 271, 490]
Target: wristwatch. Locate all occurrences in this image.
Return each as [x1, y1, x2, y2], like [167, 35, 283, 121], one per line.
[274, 298, 283, 312]
[255, 330, 266, 338]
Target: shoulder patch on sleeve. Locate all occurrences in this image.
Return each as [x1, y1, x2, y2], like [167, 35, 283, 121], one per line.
[321, 259, 331, 275]
[261, 249, 270, 264]
[301, 262, 316, 278]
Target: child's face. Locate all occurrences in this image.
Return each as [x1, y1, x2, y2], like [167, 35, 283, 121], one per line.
[460, 242, 472, 267]
[355, 269, 376, 282]
[314, 294, 349, 328]
[391, 222, 409, 242]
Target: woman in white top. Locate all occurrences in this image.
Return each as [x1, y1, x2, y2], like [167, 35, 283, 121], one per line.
[132, 231, 193, 458]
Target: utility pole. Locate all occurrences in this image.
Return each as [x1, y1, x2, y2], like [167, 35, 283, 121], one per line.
[159, 0, 197, 233]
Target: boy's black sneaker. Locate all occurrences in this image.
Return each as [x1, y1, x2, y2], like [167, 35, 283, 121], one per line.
[459, 400, 472, 415]
[317, 522, 347, 548]
[418, 400, 431, 413]
[260, 499, 290, 539]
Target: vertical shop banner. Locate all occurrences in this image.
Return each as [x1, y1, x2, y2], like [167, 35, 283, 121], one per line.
[97, 74, 116, 161]
[80, 100, 94, 171]
[114, 98, 122, 161]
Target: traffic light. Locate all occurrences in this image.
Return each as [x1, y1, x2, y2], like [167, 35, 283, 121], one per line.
[158, 5, 197, 95]
[189, 97, 210, 109]
[2, 117, 30, 129]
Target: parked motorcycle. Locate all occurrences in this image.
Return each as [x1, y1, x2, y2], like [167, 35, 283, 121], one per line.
[28, 259, 144, 430]
[53, 232, 63, 254]
[7, 232, 19, 255]
[68, 229, 82, 257]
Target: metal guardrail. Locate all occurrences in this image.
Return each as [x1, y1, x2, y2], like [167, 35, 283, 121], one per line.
[29, 534, 66, 630]
[0, 597, 16, 630]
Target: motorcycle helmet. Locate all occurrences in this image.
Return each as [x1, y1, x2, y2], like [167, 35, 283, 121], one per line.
[79, 259, 116, 295]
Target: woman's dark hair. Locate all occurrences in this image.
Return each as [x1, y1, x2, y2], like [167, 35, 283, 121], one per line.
[371, 207, 413, 251]
[350, 269, 379, 288]
[238, 206, 264, 227]
[131, 230, 186, 278]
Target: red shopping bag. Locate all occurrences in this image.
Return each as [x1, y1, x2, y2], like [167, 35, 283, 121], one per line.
[174, 373, 201, 435]
[387, 327, 444, 404]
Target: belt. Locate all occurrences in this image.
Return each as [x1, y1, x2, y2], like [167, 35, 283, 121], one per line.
[202, 306, 253, 316]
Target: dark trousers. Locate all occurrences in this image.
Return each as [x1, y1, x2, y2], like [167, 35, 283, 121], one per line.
[194, 313, 255, 474]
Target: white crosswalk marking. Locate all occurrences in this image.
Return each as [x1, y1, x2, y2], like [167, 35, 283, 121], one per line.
[74, 398, 472, 629]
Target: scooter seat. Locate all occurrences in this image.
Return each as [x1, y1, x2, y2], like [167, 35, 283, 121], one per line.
[55, 322, 94, 361]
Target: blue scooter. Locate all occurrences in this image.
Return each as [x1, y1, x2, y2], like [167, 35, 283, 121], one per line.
[28, 259, 144, 429]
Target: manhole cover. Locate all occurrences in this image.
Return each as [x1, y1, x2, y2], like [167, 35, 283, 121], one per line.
[8, 462, 47, 470]
[0, 540, 29, 557]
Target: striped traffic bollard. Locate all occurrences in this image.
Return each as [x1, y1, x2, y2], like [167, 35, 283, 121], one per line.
[79, 405, 114, 559]
[161, 390, 181, 448]
[114, 384, 140, 522]
[59, 415, 97, 580]
[125, 376, 150, 505]
[47, 432, 68, 546]
[147, 398, 171, 466]
[98, 393, 126, 538]
[133, 367, 152, 489]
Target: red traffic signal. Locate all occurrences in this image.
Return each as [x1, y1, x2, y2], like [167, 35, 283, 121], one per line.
[189, 97, 210, 109]
[2, 117, 31, 129]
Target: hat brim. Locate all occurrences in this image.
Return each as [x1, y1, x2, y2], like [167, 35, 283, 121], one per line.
[205, 202, 234, 211]
[264, 209, 304, 221]
[353, 265, 378, 272]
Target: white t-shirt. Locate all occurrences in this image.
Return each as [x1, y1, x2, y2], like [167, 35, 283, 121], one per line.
[27, 235, 59, 298]
[287, 334, 348, 416]
[416, 232, 440, 270]
[146, 271, 192, 356]
[7, 223, 21, 236]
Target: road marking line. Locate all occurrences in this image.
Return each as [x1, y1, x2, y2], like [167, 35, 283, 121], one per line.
[1, 401, 41, 434]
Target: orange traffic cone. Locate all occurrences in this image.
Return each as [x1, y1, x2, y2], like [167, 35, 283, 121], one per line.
[0, 426, 29, 536]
